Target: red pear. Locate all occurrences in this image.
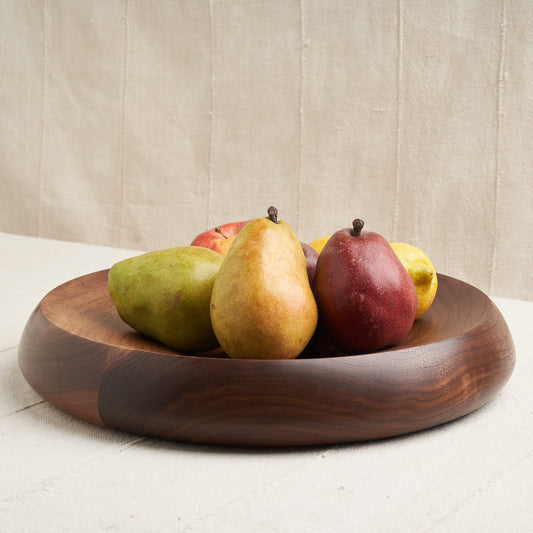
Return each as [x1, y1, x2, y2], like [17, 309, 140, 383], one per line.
[312, 219, 417, 354]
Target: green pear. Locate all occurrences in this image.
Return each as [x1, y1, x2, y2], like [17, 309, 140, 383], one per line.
[210, 206, 318, 359]
[108, 246, 223, 352]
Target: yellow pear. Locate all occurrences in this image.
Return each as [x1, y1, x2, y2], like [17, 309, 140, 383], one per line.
[210, 207, 318, 359]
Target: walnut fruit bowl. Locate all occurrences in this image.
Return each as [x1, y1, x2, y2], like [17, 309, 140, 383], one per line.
[18, 270, 515, 446]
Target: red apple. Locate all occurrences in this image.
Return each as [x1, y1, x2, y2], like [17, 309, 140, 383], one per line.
[191, 220, 250, 256]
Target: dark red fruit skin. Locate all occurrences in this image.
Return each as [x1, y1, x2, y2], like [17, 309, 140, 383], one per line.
[312, 228, 417, 354]
[301, 242, 319, 286]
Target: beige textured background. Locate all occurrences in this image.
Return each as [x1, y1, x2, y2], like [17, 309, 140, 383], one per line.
[1, 0, 532, 300]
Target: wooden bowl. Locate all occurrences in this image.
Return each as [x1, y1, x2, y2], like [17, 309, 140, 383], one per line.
[18, 270, 515, 446]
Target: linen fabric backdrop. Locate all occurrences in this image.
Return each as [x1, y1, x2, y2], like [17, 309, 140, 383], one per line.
[1, 0, 532, 301]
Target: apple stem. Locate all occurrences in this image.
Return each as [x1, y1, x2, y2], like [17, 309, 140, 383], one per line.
[268, 206, 278, 224]
[214, 227, 228, 239]
[352, 219, 364, 237]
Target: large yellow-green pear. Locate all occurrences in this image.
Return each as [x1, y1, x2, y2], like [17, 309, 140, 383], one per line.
[108, 246, 223, 352]
[210, 207, 318, 359]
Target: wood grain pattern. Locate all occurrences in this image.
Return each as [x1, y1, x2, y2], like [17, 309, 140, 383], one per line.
[18, 270, 515, 446]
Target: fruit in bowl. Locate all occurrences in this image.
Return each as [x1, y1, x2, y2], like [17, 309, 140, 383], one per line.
[210, 206, 318, 360]
[108, 246, 223, 353]
[193, 217, 319, 285]
[309, 235, 331, 253]
[301, 241, 319, 285]
[390, 242, 438, 318]
[190, 220, 250, 256]
[109, 207, 437, 360]
[312, 219, 418, 354]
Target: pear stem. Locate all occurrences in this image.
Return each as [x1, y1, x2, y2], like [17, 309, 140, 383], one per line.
[352, 219, 364, 237]
[214, 226, 228, 239]
[268, 206, 278, 224]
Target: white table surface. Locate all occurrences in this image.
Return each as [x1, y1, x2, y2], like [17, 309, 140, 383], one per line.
[1, 231, 532, 533]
